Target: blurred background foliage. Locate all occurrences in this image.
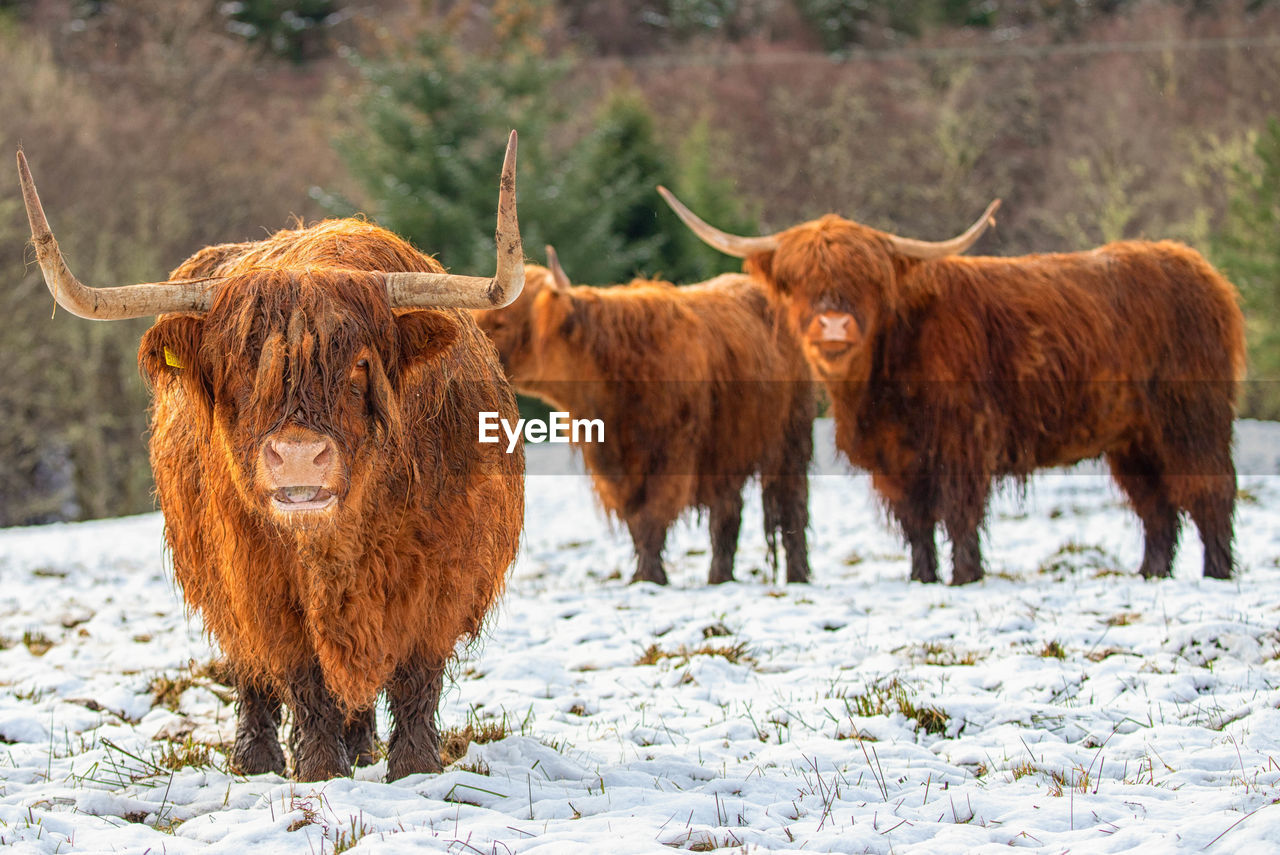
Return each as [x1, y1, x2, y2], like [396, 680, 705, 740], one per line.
[1, 0, 1278, 524]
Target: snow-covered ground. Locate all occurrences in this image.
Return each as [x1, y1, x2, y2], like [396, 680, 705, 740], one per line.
[2, 420, 1280, 853]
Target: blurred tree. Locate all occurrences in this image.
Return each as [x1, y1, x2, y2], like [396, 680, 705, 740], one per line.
[333, 3, 754, 285]
[549, 87, 669, 283]
[1214, 117, 1280, 418]
[333, 0, 570, 276]
[665, 113, 760, 281]
[221, 0, 338, 63]
[551, 90, 759, 284]
[794, 0, 998, 51]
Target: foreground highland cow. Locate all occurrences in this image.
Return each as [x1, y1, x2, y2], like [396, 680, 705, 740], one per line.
[661, 187, 1246, 585]
[17, 136, 526, 781]
[474, 247, 814, 585]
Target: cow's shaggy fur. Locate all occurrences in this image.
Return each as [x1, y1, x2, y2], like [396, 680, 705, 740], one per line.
[474, 267, 814, 585]
[724, 214, 1244, 585]
[138, 219, 523, 780]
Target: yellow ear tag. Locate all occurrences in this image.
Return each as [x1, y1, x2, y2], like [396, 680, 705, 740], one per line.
[164, 347, 184, 369]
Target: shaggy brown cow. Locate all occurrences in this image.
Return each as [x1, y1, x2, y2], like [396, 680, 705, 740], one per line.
[17, 135, 525, 781]
[473, 247, 814, 586]
[661, 187, 1246, 585]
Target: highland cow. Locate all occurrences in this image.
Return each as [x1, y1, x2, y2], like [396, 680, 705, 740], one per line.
[661, 187, 1245, 585]
[474, 247, 815, 585]
[16, 135, 526, 781]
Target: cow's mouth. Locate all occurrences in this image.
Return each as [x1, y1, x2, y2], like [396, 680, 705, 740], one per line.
[812, 340, 854, 360]
[271, 486, 337, 512]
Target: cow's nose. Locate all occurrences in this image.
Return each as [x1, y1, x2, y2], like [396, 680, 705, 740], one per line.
[263, 438, 334, 485]
[806, 311, 859, 345]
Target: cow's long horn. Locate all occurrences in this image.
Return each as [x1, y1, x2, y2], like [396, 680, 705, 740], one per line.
[885, 200, 1001, 261]
[544, 244, 571, 290]
[386, 130, 525, 309]
[18, 151, 215, 319]
[657, 185, 781, 258]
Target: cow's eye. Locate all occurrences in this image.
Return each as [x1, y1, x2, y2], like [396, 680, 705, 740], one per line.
[350, 358, 369, 396]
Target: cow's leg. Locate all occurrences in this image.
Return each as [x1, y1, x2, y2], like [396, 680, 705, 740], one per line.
[627, 516, 669, 585]
[344, 706, 378, 768]
[943, 480, 990, 586]
[765, 395, 814, 584]
[229, 677, 286, 775]
[762, 475, 811, 585]
[285, 662, 351, 781]
[881, 474, 939, 584]
[904, 520, 938, 584]
[1171, 455, 1236, 581]
[1158, 389, 1236, 580]
[1109, 449, 1181, 579]
[944, 520, 985, 586]
[708, 490, 744, 584]
[386, 660, 444, 781]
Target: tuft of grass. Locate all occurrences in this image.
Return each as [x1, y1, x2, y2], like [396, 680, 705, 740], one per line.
[1238, 486, 1261, 506]
[839, 678, 949, 736]
[149, 659, 236, 711]
[22, 630, 54, 656]
[635, 641, 754, 668]
[154, 737, 217, 772]
[286, 794, 321, 833]
[12, 685, 51, 703]
[1104, 612, 1141, 627]
[440, 715, 512, 766]
[1039, 541, 1120, 577]
[1085, 646, 1128, 662]
[153, 816, 187, 835]
[1047, 765, 1092, 797]
[1040, 640, 1068, 660]
[678, 830, 745, 851]
[77, 737, 222, 790]
[458, 757, 491, 776]
[701, 622, 731, 639]
[332, 813, 372, 854]
[1009, 759, 1037, 781]
[908, 641, 981, 667]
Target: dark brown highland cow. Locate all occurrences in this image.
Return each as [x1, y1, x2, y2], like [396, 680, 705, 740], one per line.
[661, 187, 1246, 585]
[16, 135, 525, 781]
[473, 247, 815, 586]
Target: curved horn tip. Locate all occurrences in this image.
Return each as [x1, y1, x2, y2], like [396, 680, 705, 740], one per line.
[657, 184, 780, 259]
[503, 130, 518, 171]
[16, 149, 52, 239]
[544, 244, 571, 290]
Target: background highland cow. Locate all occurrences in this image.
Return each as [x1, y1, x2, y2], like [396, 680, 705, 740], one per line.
[474, 248, 815, 586]
[661, 188, 1246, 586]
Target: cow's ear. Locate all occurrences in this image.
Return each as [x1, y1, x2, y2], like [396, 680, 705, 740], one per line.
[139, 315, 206, 392]
[745, 251, 780, 292]
[396, 310, 460, 372]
